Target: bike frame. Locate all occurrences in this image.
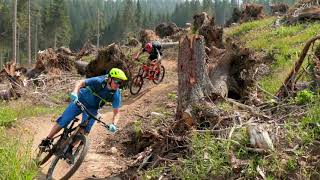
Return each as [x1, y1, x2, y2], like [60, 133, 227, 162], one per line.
[45, 101, 109, 157]
[139, 62, 160, 81]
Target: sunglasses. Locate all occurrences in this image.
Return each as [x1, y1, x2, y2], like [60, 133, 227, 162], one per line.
[113, 79, 122, 85]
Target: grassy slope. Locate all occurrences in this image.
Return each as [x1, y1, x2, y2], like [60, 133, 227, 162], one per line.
[225, 17, 320, 94]
[142, 18, 320, 179]
[0, 101, 64, 179]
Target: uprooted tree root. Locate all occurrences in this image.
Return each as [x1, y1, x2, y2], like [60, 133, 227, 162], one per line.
[283, 0, 320, 25]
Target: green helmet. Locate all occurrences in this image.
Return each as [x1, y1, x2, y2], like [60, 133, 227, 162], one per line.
[109, 68, 128, 81]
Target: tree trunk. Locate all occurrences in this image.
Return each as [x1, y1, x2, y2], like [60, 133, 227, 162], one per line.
[13, 0, 17, 62]
[34, 16, 38, 61]
[28, 0, 32, 64]
[176, 35, 220, 130]
[54, 31, 57, 50]
[17, 28, 20, 64]
[0, 50, 3, 68]
[97, 9, 100, 48]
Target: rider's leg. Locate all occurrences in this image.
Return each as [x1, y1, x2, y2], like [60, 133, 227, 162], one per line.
[71, 109, 97, 147]
[44, 103, 82, 140]
[47, 123, 63, 139]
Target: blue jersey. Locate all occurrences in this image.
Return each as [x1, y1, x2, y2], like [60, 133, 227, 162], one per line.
[78, 75, 121, 109]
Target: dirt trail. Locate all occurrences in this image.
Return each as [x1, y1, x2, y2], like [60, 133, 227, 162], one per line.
[26, 59, 177, 179]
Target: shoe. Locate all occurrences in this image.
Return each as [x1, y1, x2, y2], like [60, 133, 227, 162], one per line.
[39, 138, 52, 149]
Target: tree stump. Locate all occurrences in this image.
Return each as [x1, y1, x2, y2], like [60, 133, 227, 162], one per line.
[176, 35, 220, 129]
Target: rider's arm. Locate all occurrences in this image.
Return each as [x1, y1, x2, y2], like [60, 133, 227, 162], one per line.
[156, 50, 162, 62]
[111, 90, 121, 126]
[112, 108, 120, 125]
[72, 80, 85, 94]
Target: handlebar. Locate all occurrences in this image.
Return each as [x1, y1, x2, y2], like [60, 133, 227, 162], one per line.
[74, 100, 110, 129]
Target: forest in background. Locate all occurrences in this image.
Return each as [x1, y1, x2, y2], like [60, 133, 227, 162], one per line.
[0, 0, 296, 64]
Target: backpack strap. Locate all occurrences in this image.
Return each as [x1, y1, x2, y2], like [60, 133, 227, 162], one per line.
[86, 78, 114, 107]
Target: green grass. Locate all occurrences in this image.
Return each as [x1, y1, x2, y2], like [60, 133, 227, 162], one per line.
[0, 101, 64, 127]
[0, 129, 38, 180]
[226, 18, 320, 94]
[171, 133, 231, 179]
[142, 166, 165, 180]
[0, 101, 64, 179]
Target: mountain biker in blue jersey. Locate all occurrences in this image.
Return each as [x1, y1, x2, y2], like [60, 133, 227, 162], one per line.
[39, 68, 128, 152]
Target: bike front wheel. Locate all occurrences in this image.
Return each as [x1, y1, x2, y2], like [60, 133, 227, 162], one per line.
[35, 147, 53, 166]
[46, 134, 89, 180]
[129, 75, 144, 95]
[153, 65, 165, 84]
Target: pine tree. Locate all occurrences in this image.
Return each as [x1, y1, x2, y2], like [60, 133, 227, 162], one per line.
[13, 0, 17, 62]
[122, 0, 136, 37]
[28, 0, 31, 64]
[135, 0, 142, 29]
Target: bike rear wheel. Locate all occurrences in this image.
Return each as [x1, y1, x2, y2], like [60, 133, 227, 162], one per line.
[46, 134, 89, 180]
[153, 65, 165, 84]
[129, 75, 144, 95]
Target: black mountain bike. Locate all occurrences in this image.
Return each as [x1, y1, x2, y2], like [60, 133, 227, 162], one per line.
[36, 100, 110, 180]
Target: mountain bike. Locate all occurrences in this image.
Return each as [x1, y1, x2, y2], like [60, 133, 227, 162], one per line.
[35, 100, 111, 180]
[129, 62, 165, 95]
